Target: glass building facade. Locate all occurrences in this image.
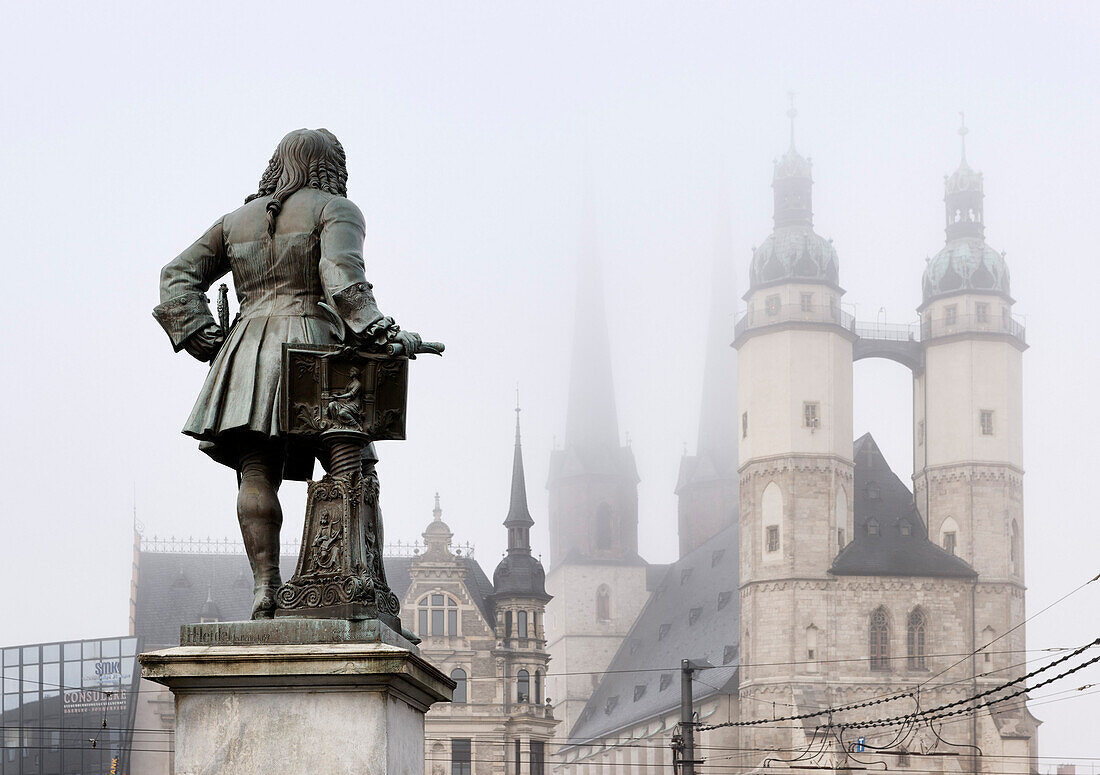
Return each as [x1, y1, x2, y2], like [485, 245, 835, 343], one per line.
[1, 637, 141, 775]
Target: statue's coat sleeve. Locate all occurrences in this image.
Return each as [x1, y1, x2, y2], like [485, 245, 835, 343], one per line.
[153, 218, 228, 350]
[319, 197, 388, 338]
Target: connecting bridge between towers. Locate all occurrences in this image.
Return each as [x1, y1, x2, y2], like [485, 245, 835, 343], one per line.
[732, 303, 1027, 374]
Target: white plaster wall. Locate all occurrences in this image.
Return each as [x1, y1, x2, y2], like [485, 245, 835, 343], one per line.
[920, 294, 1023, 470]
[738, 288, 853, 464]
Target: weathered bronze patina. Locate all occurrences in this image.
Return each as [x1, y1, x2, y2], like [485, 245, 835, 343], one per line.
[154, 129, 442, 622]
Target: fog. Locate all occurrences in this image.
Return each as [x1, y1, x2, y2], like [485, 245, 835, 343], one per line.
[1, 0, 1097, 762]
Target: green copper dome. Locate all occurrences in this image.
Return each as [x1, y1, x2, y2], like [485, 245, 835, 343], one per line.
[922, 121, 1011, 305]
[922, 238, 1010, 304]
[749, 225, 839, 289]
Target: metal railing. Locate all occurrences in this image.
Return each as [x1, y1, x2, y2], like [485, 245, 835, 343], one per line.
[734, 305, 1026, 346]
[734, 303, 856, 339]
[853, 321, 919, 342]
[384, 539, 476, 558]
[138, 534, 475, 559]
[139, 535, 301, 556]
[921, 313, 1026, 344]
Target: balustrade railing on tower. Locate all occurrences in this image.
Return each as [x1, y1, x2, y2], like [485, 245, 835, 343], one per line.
[734, 303, 856, 339]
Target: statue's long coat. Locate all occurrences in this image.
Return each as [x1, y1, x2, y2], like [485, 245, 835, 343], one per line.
[155, 189, 378, 479]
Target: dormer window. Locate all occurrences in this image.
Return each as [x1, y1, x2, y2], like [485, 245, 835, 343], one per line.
[688, 607, 702, 626]
[867, 519, 880, 537]
[899, 520, 912, 537]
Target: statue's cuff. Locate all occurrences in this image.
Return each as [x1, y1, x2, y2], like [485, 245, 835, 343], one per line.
[153, 291, 216, 351]
[332, 282, 388, 342]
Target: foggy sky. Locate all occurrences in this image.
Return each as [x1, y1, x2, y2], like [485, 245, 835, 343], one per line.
[1, 1, 1097, 762]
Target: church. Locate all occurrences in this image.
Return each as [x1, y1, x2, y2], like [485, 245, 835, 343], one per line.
[546, 116, 1035, 775]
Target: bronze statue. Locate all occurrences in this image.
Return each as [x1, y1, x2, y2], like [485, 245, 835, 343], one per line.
[154, 129, 438, 621]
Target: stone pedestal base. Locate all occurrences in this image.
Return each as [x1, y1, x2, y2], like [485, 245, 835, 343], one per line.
[139, 622, 452, 775]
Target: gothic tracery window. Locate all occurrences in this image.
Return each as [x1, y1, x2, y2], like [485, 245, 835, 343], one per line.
[907, 608, 927, 670]
[870, 607, 889, 671]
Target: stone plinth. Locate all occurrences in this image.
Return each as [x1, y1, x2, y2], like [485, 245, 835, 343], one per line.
[139, 622, 452, 775]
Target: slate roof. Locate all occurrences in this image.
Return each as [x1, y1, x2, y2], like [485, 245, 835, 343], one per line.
[830, 434, 977, 578]
[565, 524, 740, 747]
[133, 548, 496, 648]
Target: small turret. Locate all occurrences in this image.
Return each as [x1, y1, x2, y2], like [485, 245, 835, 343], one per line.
[493, 401, 549, 600]
[922, 115, 1011, 306]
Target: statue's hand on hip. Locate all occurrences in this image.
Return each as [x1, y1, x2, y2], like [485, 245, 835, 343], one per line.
[183, 324, 226, 363]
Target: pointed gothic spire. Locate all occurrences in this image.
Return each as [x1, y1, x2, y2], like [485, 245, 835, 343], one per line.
[958, 111, 968, 164]
[564, 192, 621, 451]
[505, 394, 534, 541]
[787, 90, 798, 151]
[695, 204, 740, 469]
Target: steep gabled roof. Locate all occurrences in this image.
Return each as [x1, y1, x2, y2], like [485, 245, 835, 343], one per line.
[565, 525, 740, 747]
[133, 548, 496, 648]
[830, 434, 976, 578]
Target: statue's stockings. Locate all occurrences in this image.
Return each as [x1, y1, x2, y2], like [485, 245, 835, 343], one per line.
[237, 447, 284, 619]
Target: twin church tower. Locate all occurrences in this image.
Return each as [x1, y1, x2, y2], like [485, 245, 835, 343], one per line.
[543, 109, 1032, 762]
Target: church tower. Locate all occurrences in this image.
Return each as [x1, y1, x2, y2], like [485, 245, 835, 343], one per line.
[544, 215, 650, 740]
[676, 210, 740, 557]
[914, 118, 1027, 675]
[734, 103, 855, 726]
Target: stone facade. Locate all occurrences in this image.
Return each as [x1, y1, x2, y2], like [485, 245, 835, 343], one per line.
[400, 505, 558, 775]
[548, 123, 1037, 775]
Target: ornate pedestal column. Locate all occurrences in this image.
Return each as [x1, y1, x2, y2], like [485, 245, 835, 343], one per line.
[140, 621, 452, 775]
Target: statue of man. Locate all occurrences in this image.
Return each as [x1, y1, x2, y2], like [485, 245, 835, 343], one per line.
[153, 129, 421, 619]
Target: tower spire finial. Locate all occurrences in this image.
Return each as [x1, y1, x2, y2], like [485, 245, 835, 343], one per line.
[433, 492, 442, 522]
[787, 91, 798, 149]
[958, 111, 968, 163]
[515, 384, 522, 445]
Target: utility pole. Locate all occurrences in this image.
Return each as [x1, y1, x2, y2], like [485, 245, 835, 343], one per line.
[677, 658, 714, 775]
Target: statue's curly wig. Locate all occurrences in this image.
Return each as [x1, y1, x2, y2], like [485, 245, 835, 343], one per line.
[246, 128, 349, 235]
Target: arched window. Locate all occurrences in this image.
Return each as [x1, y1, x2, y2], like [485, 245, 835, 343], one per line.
[534, 670, 543, 704]
[596, 503, 613, 551]
[517, 610, 529, 638]
[870, 607, 889, 671]
[907, 609, 927, 670]
[835, 488, 848, 552]
[939, 517, 960, 556]
[596, 585, 611, 622]
[416, 593, 460, 637]
[517, 669, 530, 703]
[806, 624, 819, 673]
[1010, 520, 1020, 576]
[450, 668, 467, 703]
[982, 626, 996, 665]
[504, 610, 512, 638]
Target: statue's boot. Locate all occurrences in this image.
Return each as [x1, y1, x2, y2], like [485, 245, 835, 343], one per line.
[238, 452, 284, 620]
[242, 517, 282, 620]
